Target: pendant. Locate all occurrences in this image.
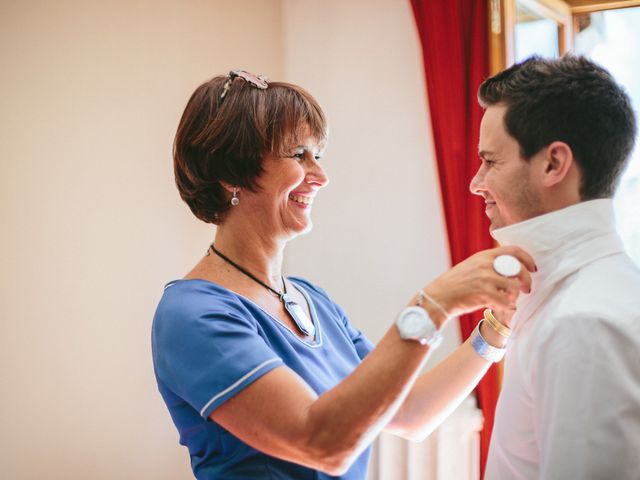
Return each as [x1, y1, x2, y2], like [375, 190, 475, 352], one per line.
[282, 294, 315, 338]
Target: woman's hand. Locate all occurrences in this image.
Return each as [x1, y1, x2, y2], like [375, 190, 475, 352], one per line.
[423, 246, 535, 323]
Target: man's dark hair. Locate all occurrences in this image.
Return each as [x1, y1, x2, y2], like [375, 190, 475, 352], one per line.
[478, 54, 637, 199]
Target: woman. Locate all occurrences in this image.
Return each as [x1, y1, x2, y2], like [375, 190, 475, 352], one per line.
[152, 70, 534, 479]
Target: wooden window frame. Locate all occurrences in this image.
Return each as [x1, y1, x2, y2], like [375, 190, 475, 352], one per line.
[488, 0, 640, 74]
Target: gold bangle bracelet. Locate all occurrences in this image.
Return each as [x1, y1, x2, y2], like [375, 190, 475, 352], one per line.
[483, 309, 511, 338]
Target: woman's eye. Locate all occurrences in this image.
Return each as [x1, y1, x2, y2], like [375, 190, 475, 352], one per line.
[289, 150, 322, 162]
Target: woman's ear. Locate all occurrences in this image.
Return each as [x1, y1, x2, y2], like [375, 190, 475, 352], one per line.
[542, 141, 574, 188]
[218, 181, 238, 193]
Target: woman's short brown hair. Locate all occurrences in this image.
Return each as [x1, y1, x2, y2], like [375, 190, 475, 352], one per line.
[173, 73, 328, 224]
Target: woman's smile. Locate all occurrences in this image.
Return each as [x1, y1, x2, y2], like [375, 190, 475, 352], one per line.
[288, 193, 314, 207]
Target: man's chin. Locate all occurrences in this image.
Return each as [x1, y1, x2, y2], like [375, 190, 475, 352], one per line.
[489, 216, 524, 232]
[487, 216, 503, 232]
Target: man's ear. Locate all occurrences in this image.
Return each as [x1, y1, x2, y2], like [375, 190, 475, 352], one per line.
[542, 141, 574, 188]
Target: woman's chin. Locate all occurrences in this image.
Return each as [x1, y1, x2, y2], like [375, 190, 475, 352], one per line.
[299, 222, 313, 236]
[287, 220, 313, 239]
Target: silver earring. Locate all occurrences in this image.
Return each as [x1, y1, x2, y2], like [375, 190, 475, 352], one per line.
[230, 188, 240, 206]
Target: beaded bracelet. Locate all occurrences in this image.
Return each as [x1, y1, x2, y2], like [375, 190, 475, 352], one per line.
[416, 289, 449, 318]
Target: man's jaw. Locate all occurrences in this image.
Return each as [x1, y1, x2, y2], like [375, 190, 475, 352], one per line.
[483, 197, 500, 230]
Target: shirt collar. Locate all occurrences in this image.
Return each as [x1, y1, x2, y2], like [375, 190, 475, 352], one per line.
[490, 199, 617, 256]
[491, 199, 624, 334]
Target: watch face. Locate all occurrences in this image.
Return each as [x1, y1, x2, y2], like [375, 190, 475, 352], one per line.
[397, 306, 440, 347]
[403, 310, 426, 336]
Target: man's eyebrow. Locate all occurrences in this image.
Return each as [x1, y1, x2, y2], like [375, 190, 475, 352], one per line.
[478, 150, 495, 159]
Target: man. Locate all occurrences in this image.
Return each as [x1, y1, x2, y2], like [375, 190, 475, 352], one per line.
[470, 55, 640, 479]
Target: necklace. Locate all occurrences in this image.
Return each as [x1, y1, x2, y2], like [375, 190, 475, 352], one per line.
[209, 243, 315, 338]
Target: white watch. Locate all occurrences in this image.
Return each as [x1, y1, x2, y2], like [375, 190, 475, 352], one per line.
[395, 306, 443, 348]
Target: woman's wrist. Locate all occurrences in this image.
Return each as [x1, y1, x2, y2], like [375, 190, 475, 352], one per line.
[479, 320, 508, 348]
[471, 321, 506, 362]
[414, 287, 449, 329]
[483, 309, 511, 338]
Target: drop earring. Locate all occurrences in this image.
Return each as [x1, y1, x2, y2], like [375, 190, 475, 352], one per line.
[230, 187, 240, 206]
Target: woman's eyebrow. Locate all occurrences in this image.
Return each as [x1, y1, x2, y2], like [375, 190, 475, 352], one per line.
[291, 144, 321, 151]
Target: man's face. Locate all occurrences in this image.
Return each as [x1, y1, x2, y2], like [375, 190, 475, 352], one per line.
[470, 104, 544, 230]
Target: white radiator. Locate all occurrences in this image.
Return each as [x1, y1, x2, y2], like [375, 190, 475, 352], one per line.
[370, 396, 483, 480]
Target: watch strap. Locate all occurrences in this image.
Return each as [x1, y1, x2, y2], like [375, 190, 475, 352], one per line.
[423, 328, 443, 349]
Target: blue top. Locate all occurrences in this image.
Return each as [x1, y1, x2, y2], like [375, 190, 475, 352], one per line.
[151, 276, 374, 479]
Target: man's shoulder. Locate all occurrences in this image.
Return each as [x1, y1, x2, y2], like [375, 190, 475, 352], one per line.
[518, 253, 640, 376]
[561, 252, 640, 303]
[533, 253, 640, 337]
[536, 254, 640, 346]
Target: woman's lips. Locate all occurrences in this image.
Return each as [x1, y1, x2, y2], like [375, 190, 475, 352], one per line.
[289, 193, 314, 207]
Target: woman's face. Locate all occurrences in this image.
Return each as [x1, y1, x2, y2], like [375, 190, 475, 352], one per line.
[242, 128, 329, 240]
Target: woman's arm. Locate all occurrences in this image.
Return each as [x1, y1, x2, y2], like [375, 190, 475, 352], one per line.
[211, 322, 432, 475]
[210, 246, 534, 475]
[384, 320, 508, 441]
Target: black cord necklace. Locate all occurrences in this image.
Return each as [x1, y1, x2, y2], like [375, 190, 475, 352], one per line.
[209, 243, 315, 338]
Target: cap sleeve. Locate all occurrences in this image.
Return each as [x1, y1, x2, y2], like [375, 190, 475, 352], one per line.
[152, 282, 283, 419]
[333, 300, 374, 360]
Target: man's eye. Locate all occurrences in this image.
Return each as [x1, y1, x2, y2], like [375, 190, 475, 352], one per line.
[314, 154, 322, 162]
[483, 159, 495, 167]
[292, 152, 305, 161]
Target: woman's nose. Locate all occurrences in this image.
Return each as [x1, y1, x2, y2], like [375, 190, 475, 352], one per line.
[306, 159, 329, 187]
[308, 168, 329, 187]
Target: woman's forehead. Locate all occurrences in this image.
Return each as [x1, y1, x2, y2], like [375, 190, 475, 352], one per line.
[286, 125, 327, 149]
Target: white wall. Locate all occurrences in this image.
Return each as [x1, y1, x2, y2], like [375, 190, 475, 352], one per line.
[1, 1, 283, 479]
[0, 1, 456, 479]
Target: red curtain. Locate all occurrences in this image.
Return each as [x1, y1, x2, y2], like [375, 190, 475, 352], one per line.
[409, 0, 497, 476]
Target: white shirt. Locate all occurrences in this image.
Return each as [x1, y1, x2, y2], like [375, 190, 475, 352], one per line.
[485, 199, 640, 480]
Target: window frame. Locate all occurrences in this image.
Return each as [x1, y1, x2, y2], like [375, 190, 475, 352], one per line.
[488, 0, 640, 73]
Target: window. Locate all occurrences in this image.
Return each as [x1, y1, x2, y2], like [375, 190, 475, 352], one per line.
[489, 0, 640, 266]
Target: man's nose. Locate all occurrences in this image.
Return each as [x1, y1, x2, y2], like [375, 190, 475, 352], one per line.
[469, 167, 484, 196]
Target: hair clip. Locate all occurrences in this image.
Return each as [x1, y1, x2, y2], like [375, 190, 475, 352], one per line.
[219, 69, 268, 104]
